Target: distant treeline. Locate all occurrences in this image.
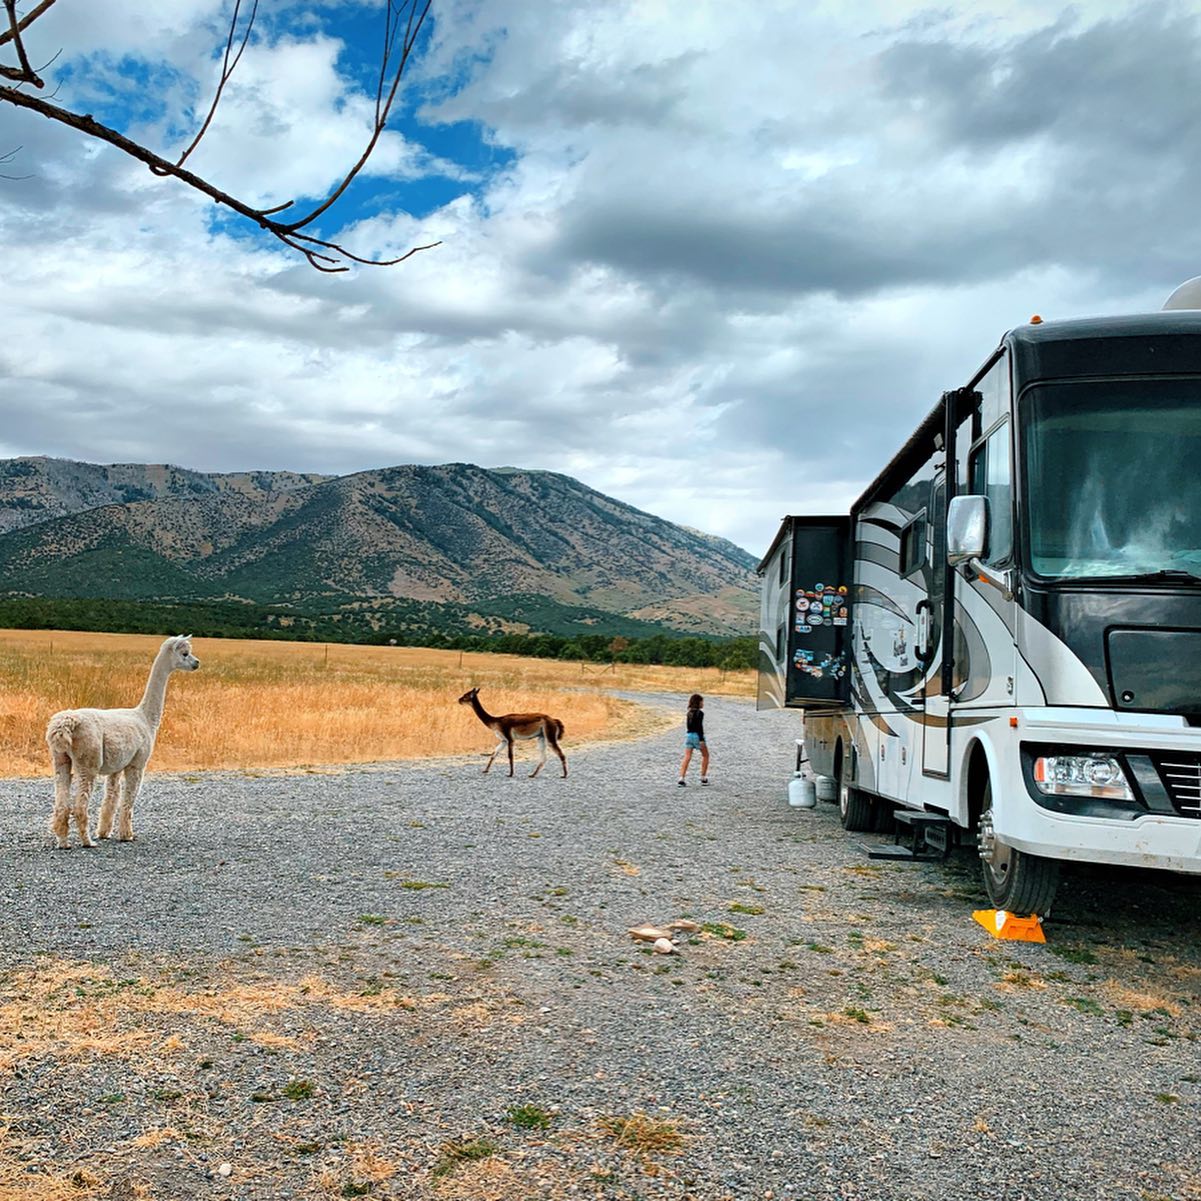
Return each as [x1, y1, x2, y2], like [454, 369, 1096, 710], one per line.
[0, 596, 757, 670]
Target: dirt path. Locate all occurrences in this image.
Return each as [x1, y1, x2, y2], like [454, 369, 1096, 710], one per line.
[1, 694, 1198, 1200]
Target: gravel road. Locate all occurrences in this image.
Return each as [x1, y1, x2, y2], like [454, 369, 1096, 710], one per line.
[1, 693, 1199, 1201]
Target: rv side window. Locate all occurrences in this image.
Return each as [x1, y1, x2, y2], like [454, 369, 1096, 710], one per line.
[968, 423, 1013, 564]
[776, 623, 786, 662]
[977, 354, 1010, 432]
[899, 511, 926, 576]
[778, 544, 789, 586]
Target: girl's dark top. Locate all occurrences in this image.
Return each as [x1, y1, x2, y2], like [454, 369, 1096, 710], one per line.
[686, 707, 705, 739]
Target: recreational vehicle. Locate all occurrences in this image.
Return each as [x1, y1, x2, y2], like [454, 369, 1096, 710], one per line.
[758, 311, 1201, 913]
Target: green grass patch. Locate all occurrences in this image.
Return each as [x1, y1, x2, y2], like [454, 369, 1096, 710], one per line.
[702, 922, 747, 941]
[1048, 943, 1099, 965]
[506, 1103, 554, 1130]
[432, 1138, 498, 1178]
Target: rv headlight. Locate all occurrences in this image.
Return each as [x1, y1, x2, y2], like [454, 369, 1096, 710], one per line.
[1032, 753, 1134, 801]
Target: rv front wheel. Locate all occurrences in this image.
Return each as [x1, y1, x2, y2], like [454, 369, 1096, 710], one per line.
[977, 780, 1060, 915]
[838, 754, 876, 832]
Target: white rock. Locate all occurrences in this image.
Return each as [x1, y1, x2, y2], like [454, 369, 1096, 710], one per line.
[652, 937, 676, 954]
[628, 925, 673, 942]
[217, 1163, 232, 1178]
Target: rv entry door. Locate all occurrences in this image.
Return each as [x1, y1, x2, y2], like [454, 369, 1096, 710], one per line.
[922, 475, 951, 777]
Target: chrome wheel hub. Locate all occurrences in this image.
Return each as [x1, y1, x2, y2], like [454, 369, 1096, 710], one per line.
[978, 809, 1012, 881]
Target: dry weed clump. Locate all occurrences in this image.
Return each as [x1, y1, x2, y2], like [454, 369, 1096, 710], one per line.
[1100, 980, 1183, 1018]
[0, 629, 750, 777]
[596, 1112, 689, 1156]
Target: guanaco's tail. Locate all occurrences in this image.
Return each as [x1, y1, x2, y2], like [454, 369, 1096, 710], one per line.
[45, 712, 78, 755]
[554, 719, 565, 741]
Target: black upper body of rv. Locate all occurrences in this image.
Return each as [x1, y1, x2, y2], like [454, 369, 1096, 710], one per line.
[1007, 313, 1201, 717]
[762, 312, 1201, 717]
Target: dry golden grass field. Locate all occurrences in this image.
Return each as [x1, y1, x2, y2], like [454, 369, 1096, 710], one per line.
[0, 629, 754, 778]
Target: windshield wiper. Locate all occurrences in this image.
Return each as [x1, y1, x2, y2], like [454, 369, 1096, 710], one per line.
[1077, 569, 1201, 586]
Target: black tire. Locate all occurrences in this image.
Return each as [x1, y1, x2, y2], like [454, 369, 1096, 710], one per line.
[838, 750, 877, 832]
[977, 777, 1060, 915]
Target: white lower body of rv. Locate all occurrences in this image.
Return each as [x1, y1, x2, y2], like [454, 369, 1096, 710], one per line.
[807, 705, 1201, 912]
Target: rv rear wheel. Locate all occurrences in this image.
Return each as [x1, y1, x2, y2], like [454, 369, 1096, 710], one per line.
[838, 754, 876, 832]
[977, 779, 1060, 915]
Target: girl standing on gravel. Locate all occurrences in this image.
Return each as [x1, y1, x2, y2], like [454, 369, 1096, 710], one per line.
[678, 694, 710, 786]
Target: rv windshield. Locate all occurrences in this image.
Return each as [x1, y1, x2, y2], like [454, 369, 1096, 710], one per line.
[1022, 380, 1201, 581]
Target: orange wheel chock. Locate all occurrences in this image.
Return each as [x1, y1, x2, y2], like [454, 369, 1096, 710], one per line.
[972, 909, 1046, 943]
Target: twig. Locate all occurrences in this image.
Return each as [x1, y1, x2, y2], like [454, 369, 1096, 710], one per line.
[0, 84, 440, 272]
[151, 0, 259, 176]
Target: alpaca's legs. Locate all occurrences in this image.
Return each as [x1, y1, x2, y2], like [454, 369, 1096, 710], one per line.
[530, 733, 547, 778]
[72, 774, 96, 848]
[507, 735, 515, 777]
[547, 730, 568, 778]
[484, 734, 505, 774]
[50, 753, 73, 849]
[117, 766, 143, 841]
[97, 775, 120, 840]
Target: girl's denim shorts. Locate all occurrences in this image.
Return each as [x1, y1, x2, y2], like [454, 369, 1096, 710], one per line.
[684, 732, 703, 750]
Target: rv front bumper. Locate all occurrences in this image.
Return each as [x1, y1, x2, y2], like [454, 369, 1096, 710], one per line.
[1002, 804, 1201, 874]
[998, 711, 1201, 872]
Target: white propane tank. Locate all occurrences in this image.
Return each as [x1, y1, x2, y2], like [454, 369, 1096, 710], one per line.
[815, 775, 838, 803]
[789, 772, 817, 808]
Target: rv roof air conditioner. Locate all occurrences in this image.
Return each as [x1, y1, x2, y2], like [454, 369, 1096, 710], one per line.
[1163, 276, 1201, 309]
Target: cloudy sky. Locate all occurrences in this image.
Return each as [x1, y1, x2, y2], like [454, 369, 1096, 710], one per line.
[2, 0, 1198, 555]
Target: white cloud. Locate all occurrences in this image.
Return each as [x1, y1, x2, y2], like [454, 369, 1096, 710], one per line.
[0, 0, 1197, 559]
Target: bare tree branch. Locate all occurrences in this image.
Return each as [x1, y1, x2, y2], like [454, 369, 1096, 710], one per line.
[3, 0, 44, 86]
[0, 0, 442, 272]
[150, 0, 259, 176]
[292, 0, 432, 234]
[0, 0, 55, 50]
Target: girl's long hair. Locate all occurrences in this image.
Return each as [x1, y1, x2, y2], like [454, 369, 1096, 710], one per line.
[687, 693, 703, 710]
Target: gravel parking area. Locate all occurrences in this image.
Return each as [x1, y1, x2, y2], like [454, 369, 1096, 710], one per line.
[1, 693, 1199, 1200]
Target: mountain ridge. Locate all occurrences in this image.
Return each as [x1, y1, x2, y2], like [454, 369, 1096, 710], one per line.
[0, 457, 757, 637]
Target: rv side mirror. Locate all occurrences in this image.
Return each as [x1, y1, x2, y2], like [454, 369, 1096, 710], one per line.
[947, 495, 988, 566]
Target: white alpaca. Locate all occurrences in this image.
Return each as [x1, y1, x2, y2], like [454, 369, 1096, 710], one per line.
[45, 635, 200, 848]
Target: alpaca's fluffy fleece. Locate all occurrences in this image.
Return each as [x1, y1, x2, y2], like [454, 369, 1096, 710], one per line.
[46, 635, 200, 848]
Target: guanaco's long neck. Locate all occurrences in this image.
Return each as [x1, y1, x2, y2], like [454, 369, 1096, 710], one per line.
[137, 647, 175, 728]
[470, 694, 499, 728]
